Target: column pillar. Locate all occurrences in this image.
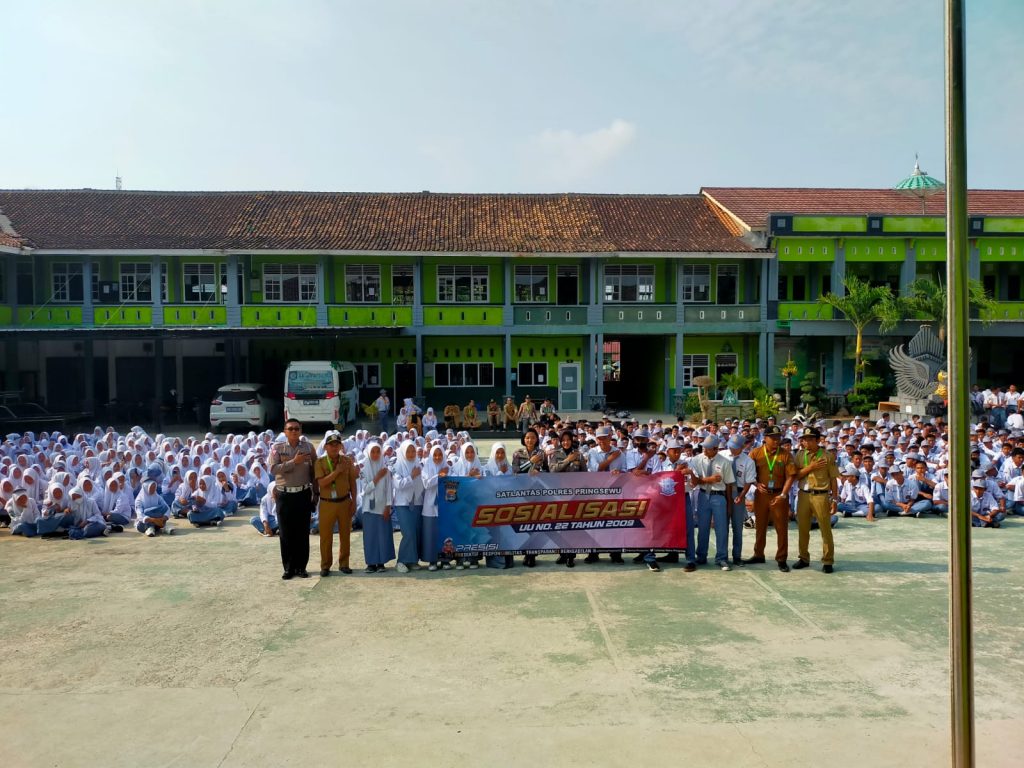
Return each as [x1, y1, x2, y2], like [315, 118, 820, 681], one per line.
[315, 256, 327, 327]
[153, 336, 164, 431]
[968, 244, 980, 282]
[504, 332, 512, 397]
[151, 257, 163, 327]
[900, 240, 916, 296]
[831, 336, 844, 394]
[415, 333, 424, 399]
[413, 258, 423, 326]
[595, 332, 604, 404]
[83, 339, 96, 416]
[6, 254, 18, 327]
[82, 260, 94, 325]
[832, 241, 846, 297]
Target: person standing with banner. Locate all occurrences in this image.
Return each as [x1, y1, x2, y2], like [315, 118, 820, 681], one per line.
[585, 425, 626, 565]
[687, 436, 736, 572]
[548, 429, 587, 568]
[512, 428, 547, 568]
[793, 426, 840, 573]
[743, 426, 795, 572]
[268, 419, 316, 580]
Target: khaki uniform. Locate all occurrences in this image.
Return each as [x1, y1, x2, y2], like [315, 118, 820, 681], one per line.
[794, 448, 840, 565]
[487, 401, 501, 428]
[314, 454, 358, 570]
[749, 445, 796, 563]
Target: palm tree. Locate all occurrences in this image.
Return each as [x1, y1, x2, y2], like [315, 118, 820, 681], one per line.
[818, 276, 896, 385]
[883, 276, 997, 342]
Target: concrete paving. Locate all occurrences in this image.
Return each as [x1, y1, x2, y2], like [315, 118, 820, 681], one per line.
[2, 505, 1022, 767]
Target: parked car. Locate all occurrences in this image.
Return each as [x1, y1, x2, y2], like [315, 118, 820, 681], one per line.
[0, 402, 68, 433]
[209, 384, 281, 432]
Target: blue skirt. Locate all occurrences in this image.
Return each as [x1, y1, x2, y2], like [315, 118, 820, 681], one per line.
[362, 513, 396, 566]
[419, 515, 439, 562]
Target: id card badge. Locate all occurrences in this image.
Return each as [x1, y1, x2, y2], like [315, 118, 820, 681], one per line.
[802, 482, 810, 492]
[369, 498, 376, 511]
[331, 489, 338, 500]
[767, 479, 775, 491]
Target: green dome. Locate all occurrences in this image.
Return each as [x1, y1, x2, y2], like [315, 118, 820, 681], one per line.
[895, 158, 945, 195]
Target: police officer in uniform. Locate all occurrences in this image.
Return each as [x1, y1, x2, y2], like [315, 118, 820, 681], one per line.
[314, 434, 359, 577]
[268, 418, 316, 579]
[793, 426, 840, 573]
[743, 426, 796, 571]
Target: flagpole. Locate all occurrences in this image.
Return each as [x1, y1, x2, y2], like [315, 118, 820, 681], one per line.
[944, 1, 974, 766]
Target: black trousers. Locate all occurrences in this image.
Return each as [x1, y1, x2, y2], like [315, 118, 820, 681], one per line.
[278, 489, 312, 574]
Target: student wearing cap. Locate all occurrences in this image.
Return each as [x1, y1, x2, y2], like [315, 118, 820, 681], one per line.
[655, 437, 694, 566]
[585, 425, 626, 564]
[838, 465, 874, 519]
[503, 397, 518, 431]
[971, 480, 1005, 527]
[743, 426, 796, 571]
[315, 433, 359, 577]
[725, 435, 756, 567]
[687, 435, 736, 572]
[486, 399, 501, 430]
[793, 427, 840, 573]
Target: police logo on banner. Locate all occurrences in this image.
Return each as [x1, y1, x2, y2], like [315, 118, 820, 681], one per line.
[658, 477, 678, 496]
[444, 480, 459, 503]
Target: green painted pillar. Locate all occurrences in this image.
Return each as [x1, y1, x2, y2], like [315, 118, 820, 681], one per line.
[832, 241, 847, 297]
[901, 240, 916, 296]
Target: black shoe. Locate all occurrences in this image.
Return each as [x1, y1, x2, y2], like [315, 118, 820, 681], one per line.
[282, 572, 294, 580]
[733, 558, 745, 567]
[632, 554, 645, 564]
[297, 570, 310, 578]
[320, 569, 330, 577]
[743, 556, 766, 565]
[339, 567, 353, 574]
[696, 559, 708, 566]
[647, 561, 661, 572]
[566, 556, 576, 568]
[683, 562, 697, 573]
[584, 553, 600, 564]
[823, 564, 834, 574]
[792, 560, 810, 570]
[109, 524, 124, 533]
[555, 554, 568, 565]
[364, 565, 377, 574]
[524, 554, 537, 568]
[610, 553, 625, 564]
[656, 553, 680, 563]
[777, 562, 790, 572]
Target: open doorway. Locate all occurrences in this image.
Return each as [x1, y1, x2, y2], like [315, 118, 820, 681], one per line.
[394, 362, 416, 410]
[603, 335, 667, 411]
[556, 266, 579, 305]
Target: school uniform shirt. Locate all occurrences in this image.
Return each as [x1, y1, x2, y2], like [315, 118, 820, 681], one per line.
[6, 497, 40, 526]
[393, 441, 425, 505]
[587, 447, 625, 473]
[728, 451, 757, 490]
[359, 457, 394, 515]
[259, 482, 279, 523]
[970, 491, 999, 516]
[884, 479, 911, 505]
[840, 481, 871, 505]
[688, 453, 736, 491]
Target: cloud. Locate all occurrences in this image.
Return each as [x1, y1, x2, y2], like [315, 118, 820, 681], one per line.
[526, 119, 637, 185]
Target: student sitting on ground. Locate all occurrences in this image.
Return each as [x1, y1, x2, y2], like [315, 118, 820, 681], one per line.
[134, 480, 172, 536]
[8, 488, 41, 537]
[186, 476, 226, 527]
[971, 479, 1005, 528]
[67, 485, 108, 540]
[252, 480, 280, 536]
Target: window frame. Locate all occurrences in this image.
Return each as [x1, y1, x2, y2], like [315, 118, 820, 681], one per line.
[516, 361, 547, 387]
[514, 265, 550, 303]
[119, 262, 153, 303]
[681, 354, 710, 388]
[437, 265, 489, 303]
[433, 362, 495, 387]
[51, 262, 84, 303]
[345, 264, 382, 304]
[354, 362, 382, 388]
[262, 263, 318, 304]
[391, 265, 414, 305]
[604, 264, 655, 303]
[681, 264, 711, 303]
[183, 263, 218, 304]
[716, 264, 739, 305]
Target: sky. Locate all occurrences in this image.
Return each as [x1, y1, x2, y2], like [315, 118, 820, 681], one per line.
[2, 0, 1022, 193]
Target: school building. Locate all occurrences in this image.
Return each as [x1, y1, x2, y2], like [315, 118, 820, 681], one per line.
[0, 186, 1022, 422]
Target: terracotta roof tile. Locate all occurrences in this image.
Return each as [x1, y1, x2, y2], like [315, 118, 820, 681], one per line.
[702, 187, 1024, 230]
[0, 190, 754, 253]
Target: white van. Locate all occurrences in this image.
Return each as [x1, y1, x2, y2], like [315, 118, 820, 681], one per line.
[283, 361, 359, 428]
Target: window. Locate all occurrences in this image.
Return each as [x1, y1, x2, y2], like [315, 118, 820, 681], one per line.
[1008, 275, 1022, 302]
[433, 362, 494, 387]
[345, 264, 381, 303]
[183, 263, 217, 303]
[90, 262, 100, 302]
[263, 263, 317, 303]
[119, 263, 152, 303]
[437, 265, 488, 303]
[715, 353, 738, 381]
[52, 263, 84, 303]
[604, 264, 654, 302]
[16, 262, 33, 304]
[791, 274, 807, 301]
[515, 265, 549, 303]
[517, 362, 547, 386]
[716, 265, 738, 304]
[355, 363, 381, 388]
[681, 265, 710, 303]
[391, 265, 413, 305]
[681, 354, 709, 387]
[160, 263, 169, 302]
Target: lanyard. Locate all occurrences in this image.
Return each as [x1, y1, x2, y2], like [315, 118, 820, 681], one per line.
[765, 449, 780, 475]
[803, 449, 822, 467]
[325, 456, 333, 473]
